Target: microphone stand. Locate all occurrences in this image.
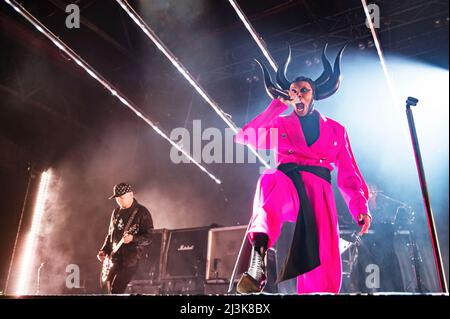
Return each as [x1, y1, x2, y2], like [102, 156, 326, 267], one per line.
[405, 97, 447, 293]
[36, 262, 45, 295]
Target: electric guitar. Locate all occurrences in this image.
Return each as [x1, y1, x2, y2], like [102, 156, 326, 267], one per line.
[100, 224, 139, 287]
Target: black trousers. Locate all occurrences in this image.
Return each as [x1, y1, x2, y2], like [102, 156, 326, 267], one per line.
[108, 265, 137, 294]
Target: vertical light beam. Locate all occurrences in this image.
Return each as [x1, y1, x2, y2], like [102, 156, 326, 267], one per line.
[15, 170, 51, 295]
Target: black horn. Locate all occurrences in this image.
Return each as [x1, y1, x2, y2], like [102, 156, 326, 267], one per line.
[255, 59, 290, 100]
[276, 45, 292, 90]
[315, 44, 347, 100]
[314, 44, 333, 87]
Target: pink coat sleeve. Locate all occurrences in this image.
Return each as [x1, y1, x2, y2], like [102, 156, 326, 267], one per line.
[234, 99, 288, 149]
[335, 128, 370, 224]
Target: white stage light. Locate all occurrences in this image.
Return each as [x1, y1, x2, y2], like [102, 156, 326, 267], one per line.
[15, 170, 51, 295]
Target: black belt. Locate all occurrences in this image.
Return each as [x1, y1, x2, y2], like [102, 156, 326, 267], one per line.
[276, 163, 332, 283]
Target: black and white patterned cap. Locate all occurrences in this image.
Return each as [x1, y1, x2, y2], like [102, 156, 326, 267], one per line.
[109, 182, 133, 199]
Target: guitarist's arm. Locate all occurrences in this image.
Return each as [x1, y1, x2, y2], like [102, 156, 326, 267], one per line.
[130, 207, 154, 246]
[97, 210, 116, 261]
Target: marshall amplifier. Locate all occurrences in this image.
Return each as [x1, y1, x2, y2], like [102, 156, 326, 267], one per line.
[161, 226, 212, 280]
[132, 228, 168, 283]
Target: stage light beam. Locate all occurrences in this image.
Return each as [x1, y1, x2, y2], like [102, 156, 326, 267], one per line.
[228, 0, 278, 71]
[361, 0, 399, 105]
[3, 0, 221, 184]
[115, 0, 270, 169]
[15, 170, 51, 295]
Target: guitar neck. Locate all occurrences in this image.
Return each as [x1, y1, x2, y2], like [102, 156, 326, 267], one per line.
[112, 238, 124, 254]
[111, 224, 138, 255]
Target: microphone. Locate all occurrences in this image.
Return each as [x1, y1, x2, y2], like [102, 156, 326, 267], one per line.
[268, 86, 291, 100]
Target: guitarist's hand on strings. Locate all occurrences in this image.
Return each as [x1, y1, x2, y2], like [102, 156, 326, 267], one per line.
[97, 250, 106, 262]
[123, 232, 133, 244]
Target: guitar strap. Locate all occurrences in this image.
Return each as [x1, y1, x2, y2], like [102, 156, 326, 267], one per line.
[123, 207, 139, 234]
[110, 207, 139, 251]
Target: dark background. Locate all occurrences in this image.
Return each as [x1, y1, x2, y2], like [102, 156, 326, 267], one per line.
[0, 0, 448, 294]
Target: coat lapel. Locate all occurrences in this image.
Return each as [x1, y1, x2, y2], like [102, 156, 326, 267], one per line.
[281, 112, 318, 158]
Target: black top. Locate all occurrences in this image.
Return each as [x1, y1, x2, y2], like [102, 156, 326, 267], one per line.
[298, 110, 320, 147]
[100, 199, 154, 267]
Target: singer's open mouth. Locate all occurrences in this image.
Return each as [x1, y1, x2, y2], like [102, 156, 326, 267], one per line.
[295, 103, 305, 111]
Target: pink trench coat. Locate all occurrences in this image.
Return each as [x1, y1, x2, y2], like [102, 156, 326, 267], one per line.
[234, 99, 370, 293]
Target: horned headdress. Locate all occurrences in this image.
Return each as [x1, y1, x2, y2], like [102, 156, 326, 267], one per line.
[255, 43, 347, 101]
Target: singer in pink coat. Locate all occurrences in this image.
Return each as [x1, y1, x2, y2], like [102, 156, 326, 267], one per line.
[234, 45, 372, 294]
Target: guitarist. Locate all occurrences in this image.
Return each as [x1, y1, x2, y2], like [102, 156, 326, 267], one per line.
[97, 182, 154, 294]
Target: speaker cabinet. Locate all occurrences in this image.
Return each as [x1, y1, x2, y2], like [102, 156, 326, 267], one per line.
[205, 225, 248, 282]
[161, 226, 211, 280]
[133, 228, 168, 283]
